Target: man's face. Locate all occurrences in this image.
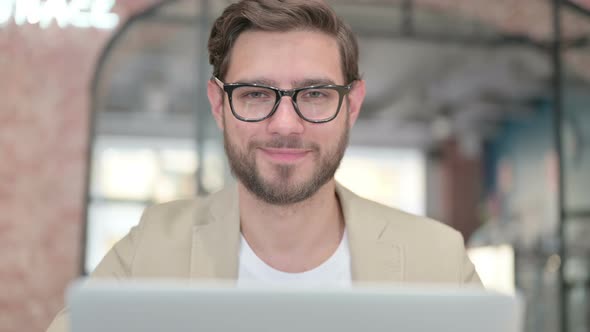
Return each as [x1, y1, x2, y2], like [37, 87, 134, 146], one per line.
[208, 30, 365, 205]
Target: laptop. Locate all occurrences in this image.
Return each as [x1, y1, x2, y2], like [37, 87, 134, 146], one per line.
[67, 280, 523, 332]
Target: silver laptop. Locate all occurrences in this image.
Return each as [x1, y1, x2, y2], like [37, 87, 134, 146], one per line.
[67, 280, 523, 332]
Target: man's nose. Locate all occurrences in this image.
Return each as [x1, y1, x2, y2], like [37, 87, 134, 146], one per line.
[266, 96, 305, 135]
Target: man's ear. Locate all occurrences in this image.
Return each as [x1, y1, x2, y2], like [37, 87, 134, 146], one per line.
[346, 79, 366, 128]
[207, 79, 225, 130]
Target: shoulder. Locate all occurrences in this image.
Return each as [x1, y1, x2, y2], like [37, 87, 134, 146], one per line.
[138, 185, 235, 232]
[338, 186, 460, 238]
[338, 183, 464, 246]
[375, 199, 461, 242]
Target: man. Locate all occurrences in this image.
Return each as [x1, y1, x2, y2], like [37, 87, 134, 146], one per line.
[47, 0, 481, 331]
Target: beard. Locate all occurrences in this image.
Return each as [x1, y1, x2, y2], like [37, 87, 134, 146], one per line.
[223, 115, 349, 205]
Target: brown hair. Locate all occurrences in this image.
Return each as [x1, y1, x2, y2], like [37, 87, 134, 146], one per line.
[208, 0, 360, 83]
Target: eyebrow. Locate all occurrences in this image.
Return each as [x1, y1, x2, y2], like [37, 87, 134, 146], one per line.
[295, 78, 337, 87]
[231, 77, 339, 88]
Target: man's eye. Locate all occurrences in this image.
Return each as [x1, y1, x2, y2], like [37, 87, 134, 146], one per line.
[241, 90, 270, 99]
[249, 92, 266, 98]
[304, 90, 326, 98]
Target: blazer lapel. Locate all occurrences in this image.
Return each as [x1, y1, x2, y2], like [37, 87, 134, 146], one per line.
[190, 184, 241, 281]
[337, 184, 405, 283]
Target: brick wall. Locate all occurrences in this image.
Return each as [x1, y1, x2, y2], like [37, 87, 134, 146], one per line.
[0, 2, 160, 331]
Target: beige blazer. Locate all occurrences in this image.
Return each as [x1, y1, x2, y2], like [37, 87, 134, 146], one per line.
[47, 183, 481, 332]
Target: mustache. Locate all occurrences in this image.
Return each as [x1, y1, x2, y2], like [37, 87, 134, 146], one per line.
[250, 136, 319, 150]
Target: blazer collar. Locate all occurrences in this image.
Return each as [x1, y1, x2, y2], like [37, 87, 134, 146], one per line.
[190, 182, 404, 283]
[336, 184, 404, 283]
[190, 183, 241, 281]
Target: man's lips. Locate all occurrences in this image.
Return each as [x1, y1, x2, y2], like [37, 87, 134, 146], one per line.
[258, 147, 311, 162]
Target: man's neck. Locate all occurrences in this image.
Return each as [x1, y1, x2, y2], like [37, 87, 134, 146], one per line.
[238, 180, 345, 273]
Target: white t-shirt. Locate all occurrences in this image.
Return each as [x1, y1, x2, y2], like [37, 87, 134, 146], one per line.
[237, 230, 352, 287]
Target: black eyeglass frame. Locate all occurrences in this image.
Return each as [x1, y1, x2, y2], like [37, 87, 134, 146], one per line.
[213, 77, 354, 123]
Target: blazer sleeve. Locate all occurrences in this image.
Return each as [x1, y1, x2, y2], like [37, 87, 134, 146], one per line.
[45, 206, 148, 332]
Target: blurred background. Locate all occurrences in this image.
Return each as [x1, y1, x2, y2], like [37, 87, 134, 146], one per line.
[1, 0, 589, 331]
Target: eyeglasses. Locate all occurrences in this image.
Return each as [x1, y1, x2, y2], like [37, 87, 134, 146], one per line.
[213, 77, 353, 123]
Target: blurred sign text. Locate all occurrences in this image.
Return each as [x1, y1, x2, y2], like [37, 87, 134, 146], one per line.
[0, 0, 119, 29]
